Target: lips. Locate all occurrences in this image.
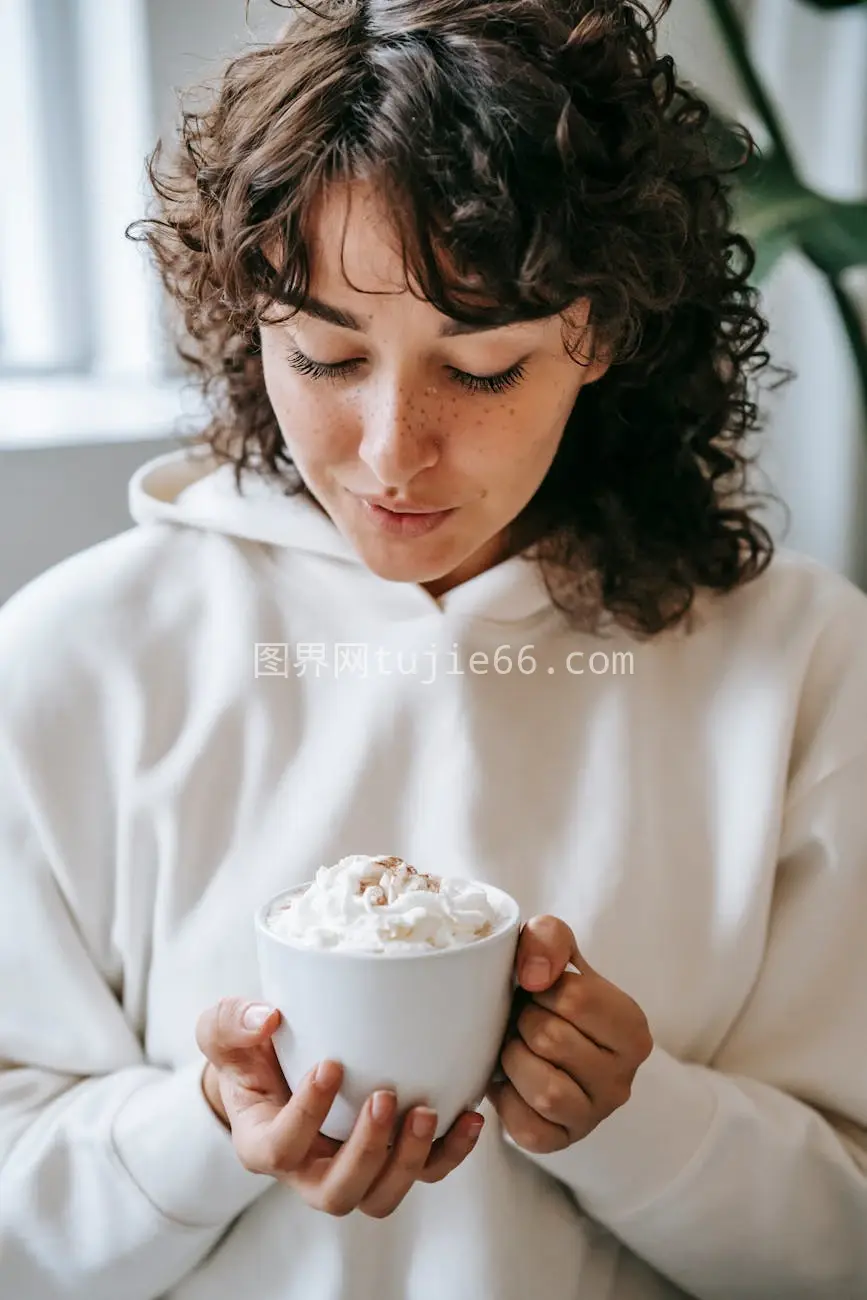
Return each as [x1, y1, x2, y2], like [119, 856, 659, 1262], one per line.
[358, 498, 457, 538]
[361, 499, 451, 515]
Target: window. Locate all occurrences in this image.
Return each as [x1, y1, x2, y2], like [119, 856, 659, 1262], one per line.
[0, 0, 197, 446]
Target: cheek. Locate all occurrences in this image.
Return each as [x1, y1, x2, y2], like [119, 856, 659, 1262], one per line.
[491, 395, 570, 475]
[263, 367, 358, 465]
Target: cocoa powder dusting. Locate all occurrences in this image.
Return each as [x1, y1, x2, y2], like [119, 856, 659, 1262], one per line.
[369, 855, 441, 894]
[374, 855, 407, 872]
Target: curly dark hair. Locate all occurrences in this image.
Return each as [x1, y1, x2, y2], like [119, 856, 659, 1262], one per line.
[130, 0, 790, 637]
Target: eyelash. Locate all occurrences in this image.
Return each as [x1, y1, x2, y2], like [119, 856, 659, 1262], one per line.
[284, 349, 527, 395]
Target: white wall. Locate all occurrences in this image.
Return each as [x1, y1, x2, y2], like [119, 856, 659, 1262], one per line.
[0, 439, 178, 605]
[147, 0, 283, 144]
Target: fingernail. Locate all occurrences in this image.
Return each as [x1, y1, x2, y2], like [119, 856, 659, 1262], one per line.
[242, 1003, 274, 1031]
[371, 1091, 396, 1125]
[467, 1116, 485, 1143]
[411, 1108, 437, 1139]
[522, 958, 551, 986]
[314, 1060, 341, 1089]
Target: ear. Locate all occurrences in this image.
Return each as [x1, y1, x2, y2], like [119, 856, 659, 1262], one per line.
[582, 350, 612, 386]
[580, 325, 614, 386]
[563, 305, 612, 387]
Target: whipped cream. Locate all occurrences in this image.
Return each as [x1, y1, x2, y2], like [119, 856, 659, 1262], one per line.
[266, 854, 502, 953]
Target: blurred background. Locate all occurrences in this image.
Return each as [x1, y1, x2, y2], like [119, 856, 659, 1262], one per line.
[0, 0, 865, 606]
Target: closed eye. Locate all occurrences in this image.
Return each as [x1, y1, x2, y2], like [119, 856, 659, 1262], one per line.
[284, 349, 528, 395]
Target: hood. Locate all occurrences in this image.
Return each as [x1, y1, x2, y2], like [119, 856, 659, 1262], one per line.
[128, 448, 555, 622]
[129, 447, 357, 564]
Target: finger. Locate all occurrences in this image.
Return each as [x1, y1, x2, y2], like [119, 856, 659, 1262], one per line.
[486, 1078, 570, 1155]
[310, 1090, 399, 1216]
[197, 999, 293, 1121]
[500, 1033, 592, 1136]
[357, 1106, 439, 1217]
[233, 1059, 346, 1175]
[196, 998, 280, 1071]
[417, 1109, 485, 1184]
[515, 1001, 611, 1089]
[531, 972, 647, 1056]
[516, 915, 589, 993]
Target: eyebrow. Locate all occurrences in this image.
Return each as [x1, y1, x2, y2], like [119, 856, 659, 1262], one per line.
[295, 296, 520, 338]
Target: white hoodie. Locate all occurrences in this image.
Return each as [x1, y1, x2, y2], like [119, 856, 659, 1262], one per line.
[1, 447, 866, 1300]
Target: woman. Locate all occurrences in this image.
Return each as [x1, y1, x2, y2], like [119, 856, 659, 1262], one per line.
[1, 0, 865, 1296]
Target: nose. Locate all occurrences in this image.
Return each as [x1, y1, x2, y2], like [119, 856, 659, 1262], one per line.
[357, 380, 442, 491]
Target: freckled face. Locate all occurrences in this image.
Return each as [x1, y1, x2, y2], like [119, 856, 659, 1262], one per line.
[258, 180, 609, 597]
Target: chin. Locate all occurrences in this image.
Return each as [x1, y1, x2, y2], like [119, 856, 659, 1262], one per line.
[346, 533, 458, 584]
[358, 550, 455, 586]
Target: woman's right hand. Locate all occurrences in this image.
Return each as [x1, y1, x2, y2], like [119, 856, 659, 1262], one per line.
[195, 997, 485, 1219]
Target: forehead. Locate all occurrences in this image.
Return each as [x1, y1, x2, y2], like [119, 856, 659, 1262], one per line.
[270, 177, 585, 343]
[306, 179, 410, 299]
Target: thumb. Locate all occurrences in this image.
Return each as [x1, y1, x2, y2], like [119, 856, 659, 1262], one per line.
[196, 997, 281, 1068]
[516, 915, 590, 991]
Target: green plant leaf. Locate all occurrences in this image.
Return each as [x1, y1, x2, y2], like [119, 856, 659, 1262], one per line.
[705, 0, 867, 437]
[730, 148, 867, 282]
[716, 134, 867, 413]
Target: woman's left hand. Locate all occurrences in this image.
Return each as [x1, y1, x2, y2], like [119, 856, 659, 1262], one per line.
[486, 915, 653, 1155]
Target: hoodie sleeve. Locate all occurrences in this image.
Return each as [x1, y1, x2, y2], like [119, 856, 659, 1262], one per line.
[506, 579, 867, 1298]
[0, 556, 271, 1300]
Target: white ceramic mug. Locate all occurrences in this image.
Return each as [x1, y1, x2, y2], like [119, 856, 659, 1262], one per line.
[254, 881, 521, 1141]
